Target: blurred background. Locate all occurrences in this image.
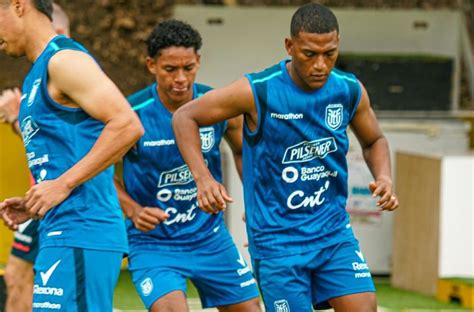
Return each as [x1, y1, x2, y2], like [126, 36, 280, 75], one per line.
[0, 0, 473, 311]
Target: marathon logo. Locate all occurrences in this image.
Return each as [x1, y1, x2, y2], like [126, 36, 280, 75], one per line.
[282, 137, 337, 164]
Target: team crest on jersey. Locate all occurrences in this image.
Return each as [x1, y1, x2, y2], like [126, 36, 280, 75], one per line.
[28, 78, 42, 107]
[140, 278, 153, 297]
[199, 127, 215, 152]
[20, 116, 40, 146]
[325, 103, 343, 130]
[274, 299, 290, 312]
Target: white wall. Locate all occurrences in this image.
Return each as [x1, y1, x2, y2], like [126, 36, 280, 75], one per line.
[439, 155, 474, 278]
[175, 6, 462, 108]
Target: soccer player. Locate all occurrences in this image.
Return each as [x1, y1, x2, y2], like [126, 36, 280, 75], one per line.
[173, 3, 399, 312]
[0, 4, 70, 312]
[115, 20, 260, 311]
[0, 0, 143, 311]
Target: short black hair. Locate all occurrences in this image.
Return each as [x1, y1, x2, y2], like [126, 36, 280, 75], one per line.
[146, 20, 202, 58]
[33, 0, 53, 21]
[290, 3, 339, 37]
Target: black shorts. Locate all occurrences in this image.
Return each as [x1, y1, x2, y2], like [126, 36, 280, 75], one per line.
[11, 219, 39, 263]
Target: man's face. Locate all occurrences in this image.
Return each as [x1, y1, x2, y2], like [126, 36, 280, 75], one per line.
[0, 2, 25, 57]
[285, 30, 339, 90]
[147, 46, 200, 106]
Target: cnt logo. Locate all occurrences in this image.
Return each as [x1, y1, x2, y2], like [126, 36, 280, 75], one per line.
[282, 137, 337, 164]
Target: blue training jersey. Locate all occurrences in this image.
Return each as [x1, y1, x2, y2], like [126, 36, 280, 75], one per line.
[243, 60, 361, 259]
[18, 35, 128, 253]
[123, 83, 231, 253]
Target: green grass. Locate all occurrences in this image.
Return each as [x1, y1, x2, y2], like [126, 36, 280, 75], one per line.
[443, 278, 474, 287]
[113, 272, 471, 311]
[375, 277, 470, 311]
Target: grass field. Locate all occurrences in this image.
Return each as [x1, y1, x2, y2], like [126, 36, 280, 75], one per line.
[113, 272, 472, 311]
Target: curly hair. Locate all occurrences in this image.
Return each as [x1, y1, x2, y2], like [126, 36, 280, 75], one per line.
[291, 3, 339, 37]
[146, 20, 202, 58]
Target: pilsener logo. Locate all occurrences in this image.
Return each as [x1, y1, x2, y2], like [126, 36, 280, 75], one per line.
[158, 160, 208, 188]
[21, 116, 40, 146]
[282, 137, 337, 164]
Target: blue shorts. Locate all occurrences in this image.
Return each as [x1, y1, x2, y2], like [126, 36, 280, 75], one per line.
[129, 244, 259, 309]
[32, 246, 123, 312]
[11, 219, 39, 263]
[253, 240, 375, 311]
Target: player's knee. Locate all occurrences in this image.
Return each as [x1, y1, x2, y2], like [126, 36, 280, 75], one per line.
[218, 297, 262, 312]
[4, 262, 20, 289]
[361, 293, 377, 312]
[150, 290, 187, 312]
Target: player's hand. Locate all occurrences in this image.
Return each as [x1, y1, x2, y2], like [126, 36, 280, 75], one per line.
[195, 175, 233, 214]
[0, 197, 32, 230]
[368, 176, 399, 211]
[25, 179, 72, 218]
[132, 207, 169, 232]
[0, 88, 21, 124]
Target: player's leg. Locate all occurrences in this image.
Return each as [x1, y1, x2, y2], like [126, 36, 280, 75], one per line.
[189, 242, 260, 312]
[82, 248, 123, 311]
[311, 240, 376, 311]
[5, 219, 39, 312]
[129, 251, 189, 312]
[252, 253, 313, 312]
[4, 255, 34, 312]
[150, 290, 188, 312]
[32, 246, 123, 311]
[328, 292, 377, 312]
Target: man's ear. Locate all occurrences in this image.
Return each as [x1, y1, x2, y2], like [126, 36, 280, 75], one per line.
[285, 37, 293, 56]
[12, 0, 26, 17]
[146, 56, 157, 75]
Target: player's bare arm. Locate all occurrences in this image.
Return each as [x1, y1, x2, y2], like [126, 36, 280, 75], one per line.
[173, 77, 254, 213]
[114, 176, 169, 232]
[350, 83, 398, 211]
[223, 115, 244, 180]
[0, 88, 22, 134]
[25, 50, 144, 218]
[0, 197, 31, 231]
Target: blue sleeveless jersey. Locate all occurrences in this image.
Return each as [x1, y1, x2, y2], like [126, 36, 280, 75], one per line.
[123, 83, 230, 253]
[17, 35, 128, 253]
[243, 60, 361, 259]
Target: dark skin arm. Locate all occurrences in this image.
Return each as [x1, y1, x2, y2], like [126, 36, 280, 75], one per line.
[350, 83, 399, 211]
[223, 115, 244, 180]
[173, 77, 256, 213]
